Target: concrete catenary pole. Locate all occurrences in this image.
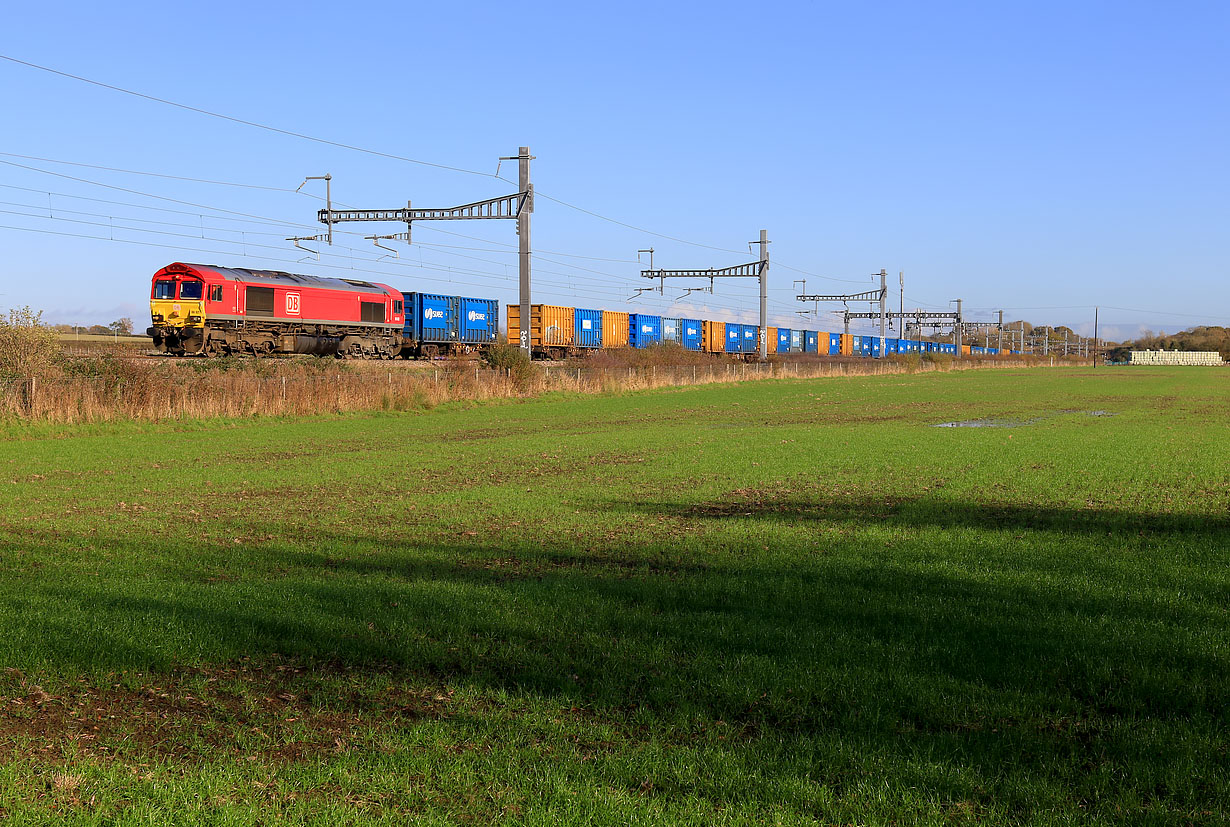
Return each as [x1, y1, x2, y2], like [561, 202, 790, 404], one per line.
[955, 299, 963, 355]
[879, 269, 887, 357]
[517, 147, 533, 354]
[899, 271, 904, 324]
[759, 229, 769, 362]
[1094, 306, 1099, 367]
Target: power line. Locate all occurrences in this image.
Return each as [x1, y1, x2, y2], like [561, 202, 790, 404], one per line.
[0, 151, 317, 195]
[0, 158, 323, 231]
[1100, 305, 1226, 321]
[0, 182, 309, 232]
[0, 55, 497, 179]
[0, 54, 779, 258]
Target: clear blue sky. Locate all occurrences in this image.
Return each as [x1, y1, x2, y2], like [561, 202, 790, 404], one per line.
[1, 0, 1226, 341]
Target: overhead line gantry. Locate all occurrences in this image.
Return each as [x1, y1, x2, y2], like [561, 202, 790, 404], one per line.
[640, 230, 771, 360]
[296, 147, 536, 353]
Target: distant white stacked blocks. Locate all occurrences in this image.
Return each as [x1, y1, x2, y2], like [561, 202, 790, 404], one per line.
[1127, 350, 1226, 366]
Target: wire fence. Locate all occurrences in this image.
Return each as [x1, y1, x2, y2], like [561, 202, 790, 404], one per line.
[0, 356, 1061, 424]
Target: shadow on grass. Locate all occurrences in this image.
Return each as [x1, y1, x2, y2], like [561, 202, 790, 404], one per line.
[606, 492, 1230, 539]
[3, 493, 1227, 814]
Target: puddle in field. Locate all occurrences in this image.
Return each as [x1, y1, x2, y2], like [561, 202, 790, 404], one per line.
[933, 418, 1034, 429]
[933, 410, 1116, 428]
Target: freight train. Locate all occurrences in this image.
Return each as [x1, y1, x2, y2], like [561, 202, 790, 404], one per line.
[147, 263, 1018, 359]
[505, 304, 1018, 359]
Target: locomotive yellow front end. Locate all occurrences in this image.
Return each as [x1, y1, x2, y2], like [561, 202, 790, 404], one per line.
[148, 266, 207, 355]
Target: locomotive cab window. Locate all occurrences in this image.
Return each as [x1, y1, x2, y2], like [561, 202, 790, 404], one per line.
[154, 280, 175, 299]
[394, 300, 403, 315]
[179, 280, 203, 300]
[208, 285, 223, 302]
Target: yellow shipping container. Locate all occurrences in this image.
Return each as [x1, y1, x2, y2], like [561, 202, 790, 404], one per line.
[839, 333, 854, 356]
[602, 311, 629, 348]
[961, 344, 971, 356]
[703, 320, 725, 353]
[507, 304, 575, 349]
[766, 327, 777, 355]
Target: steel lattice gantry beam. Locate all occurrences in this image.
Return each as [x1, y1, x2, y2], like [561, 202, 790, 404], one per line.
[640, 230, 771, 360]
[319, 191, 530, 227]
[797, 273, 892, 354]
[641, 261, 767, 281]
[796, 289, 885, 304]
[842, 312, 959, 320]
[845, 310, 964, 344]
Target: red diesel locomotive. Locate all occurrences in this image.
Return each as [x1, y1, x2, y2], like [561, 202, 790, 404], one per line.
[147, 262, 404, 357]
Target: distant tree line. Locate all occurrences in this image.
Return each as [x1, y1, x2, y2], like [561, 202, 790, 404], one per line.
[1107, 326, 1230, 362]
[53, 318, 134, 336]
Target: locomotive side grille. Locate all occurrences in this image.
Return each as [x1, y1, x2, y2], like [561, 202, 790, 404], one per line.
[246, 286, 275, 317]
[360, 301, 386, 323]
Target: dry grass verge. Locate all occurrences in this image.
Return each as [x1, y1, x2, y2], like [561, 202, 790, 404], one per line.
[0, 349, 1083, 424]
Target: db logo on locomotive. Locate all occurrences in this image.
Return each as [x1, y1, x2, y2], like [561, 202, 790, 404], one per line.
[285, 292, 301, 315]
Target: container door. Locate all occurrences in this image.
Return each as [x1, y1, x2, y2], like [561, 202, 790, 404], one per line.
[461, 299, 494, 342]
[420, 295, 450, 342]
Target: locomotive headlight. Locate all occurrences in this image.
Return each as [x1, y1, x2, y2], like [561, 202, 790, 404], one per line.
[152, 314, 164, 322]
[189, 315, 202, 323]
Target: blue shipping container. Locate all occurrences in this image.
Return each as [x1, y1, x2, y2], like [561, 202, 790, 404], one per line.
[725, 324, 742, 353]
[404, 292, 456, 344]
[804, 330, 818, 353]
[741, 324, 758, 353]
[662, 317, 681, 343]
[628, 314, 662, 348]
[458, 297, 497, 344]
[680, 319, 702, 351]
[575, 308, 603, 348]
[777, 328, 791, 351]
[790, 330, 803, 353]
[828, 333, 841, 355]
[885, 338, 899, 355]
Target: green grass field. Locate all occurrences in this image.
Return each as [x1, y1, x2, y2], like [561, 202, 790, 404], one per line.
[1, 366, 1226, 825]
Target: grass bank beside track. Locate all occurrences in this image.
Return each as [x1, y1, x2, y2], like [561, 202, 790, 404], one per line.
[3, 350, 1077, 424]
[0, 367, 1226, 824]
